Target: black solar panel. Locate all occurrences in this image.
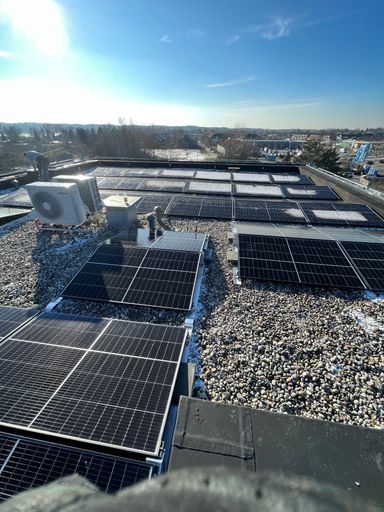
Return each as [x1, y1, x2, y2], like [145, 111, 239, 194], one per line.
[199, 198, 233, 219]
[299, 203, 384, 227]
[234, 200, 305, 223]
[63, 245, 201, 311]
[124, 267, 197, 310]
[153, 231, 206, 252]
[238, 234, 365, 289]
[135, 195, 173, 213]
[341, 241, 384, 290]
[0, 312, 186, 455]
[139, 179, 187, 193]
[233, 184, 283, 198]
[186, 181, 232, 195]
[0, 434, 152, 502]
[165, 197, 203, 217]
[0, 306, 37, 341]
[282, 186, 339, 200]
[271, 175, 312, 184]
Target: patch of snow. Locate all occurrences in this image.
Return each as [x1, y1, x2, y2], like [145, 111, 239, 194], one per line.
[364, 290, 384, 303]
[349, 309, 384, 334]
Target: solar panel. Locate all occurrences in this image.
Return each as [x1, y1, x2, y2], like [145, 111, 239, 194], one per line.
[0, 312, 186, 455]
[97, 177, 143, 190]
[233, 184, 283, 198]
[282, 186, 339, 200]
[271, 174, 312, 184]
[232, 173, 271, 183]
[123, 168, 161, 177]
[341, 241, 384, 290]
[194, 171, 231, 181]
[0, 189, 32, 208]
[0, 434, 152, 502]
[63, 244, 202, 311]
[139, 179, 187, 193]
[234, 200, 306, 223]
[299, 203, 384, 227]
[165, 196, 203, 217]
[0, 306, 37, 341]
[124, 267, 197, 310]
[186, 181, 232, 195]
[135, 195, 173, 213]
[152, 231, 206, 252]
[159, 169, 195, 178]
[238, 234, 365, 289]
[199, 198, 233, 219]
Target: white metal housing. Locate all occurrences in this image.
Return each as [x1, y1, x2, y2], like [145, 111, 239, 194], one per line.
[25, 182, 87, 225]
[52, 175, 103, 213]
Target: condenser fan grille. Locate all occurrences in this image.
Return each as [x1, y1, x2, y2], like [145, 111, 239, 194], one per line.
[32, 191, 63, 219]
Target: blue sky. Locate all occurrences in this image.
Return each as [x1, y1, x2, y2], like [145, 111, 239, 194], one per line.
[0, 0, 383, 128]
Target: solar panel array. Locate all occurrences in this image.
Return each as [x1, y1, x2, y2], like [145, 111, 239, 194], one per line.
[0, 434, 152, 501]
[0, 312, 186, 455]
[238, 234, 365, 289]
[63, 244, 202, 310]
[237, 232, 384, 291]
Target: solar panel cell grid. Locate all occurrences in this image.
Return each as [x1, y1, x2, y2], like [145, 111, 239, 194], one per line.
[124, 267, 196, 310]
[0, 307, 36, 340]
[0, 435, 151, 501]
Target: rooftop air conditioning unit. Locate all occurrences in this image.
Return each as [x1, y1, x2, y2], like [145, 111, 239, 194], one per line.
[25, 182, 87, 225]
[52, 175, 103, 213]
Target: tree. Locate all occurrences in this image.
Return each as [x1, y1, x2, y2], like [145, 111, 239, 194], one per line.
[299, 138, 341, 174]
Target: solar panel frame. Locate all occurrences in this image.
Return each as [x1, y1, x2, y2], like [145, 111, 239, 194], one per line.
[135, 195, 174, 213]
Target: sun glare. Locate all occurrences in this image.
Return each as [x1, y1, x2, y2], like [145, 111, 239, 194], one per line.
[0, 0, 67, 55]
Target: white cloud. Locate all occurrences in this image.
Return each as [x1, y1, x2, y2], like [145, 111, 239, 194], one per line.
[247, 17, 294, 40]
[234, 99, 327, 111]
[205, 76, 256, 88]
[160, 34, 172, 43]
[225, 35, 240, 45]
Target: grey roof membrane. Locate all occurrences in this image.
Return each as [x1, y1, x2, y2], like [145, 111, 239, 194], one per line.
[170, 397, 384, 508]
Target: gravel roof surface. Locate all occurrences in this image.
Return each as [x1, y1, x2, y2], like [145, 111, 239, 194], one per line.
[0, 215, 383, 428]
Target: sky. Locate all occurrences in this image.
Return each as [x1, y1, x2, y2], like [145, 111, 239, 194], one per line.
[0, 0, 383, 128]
